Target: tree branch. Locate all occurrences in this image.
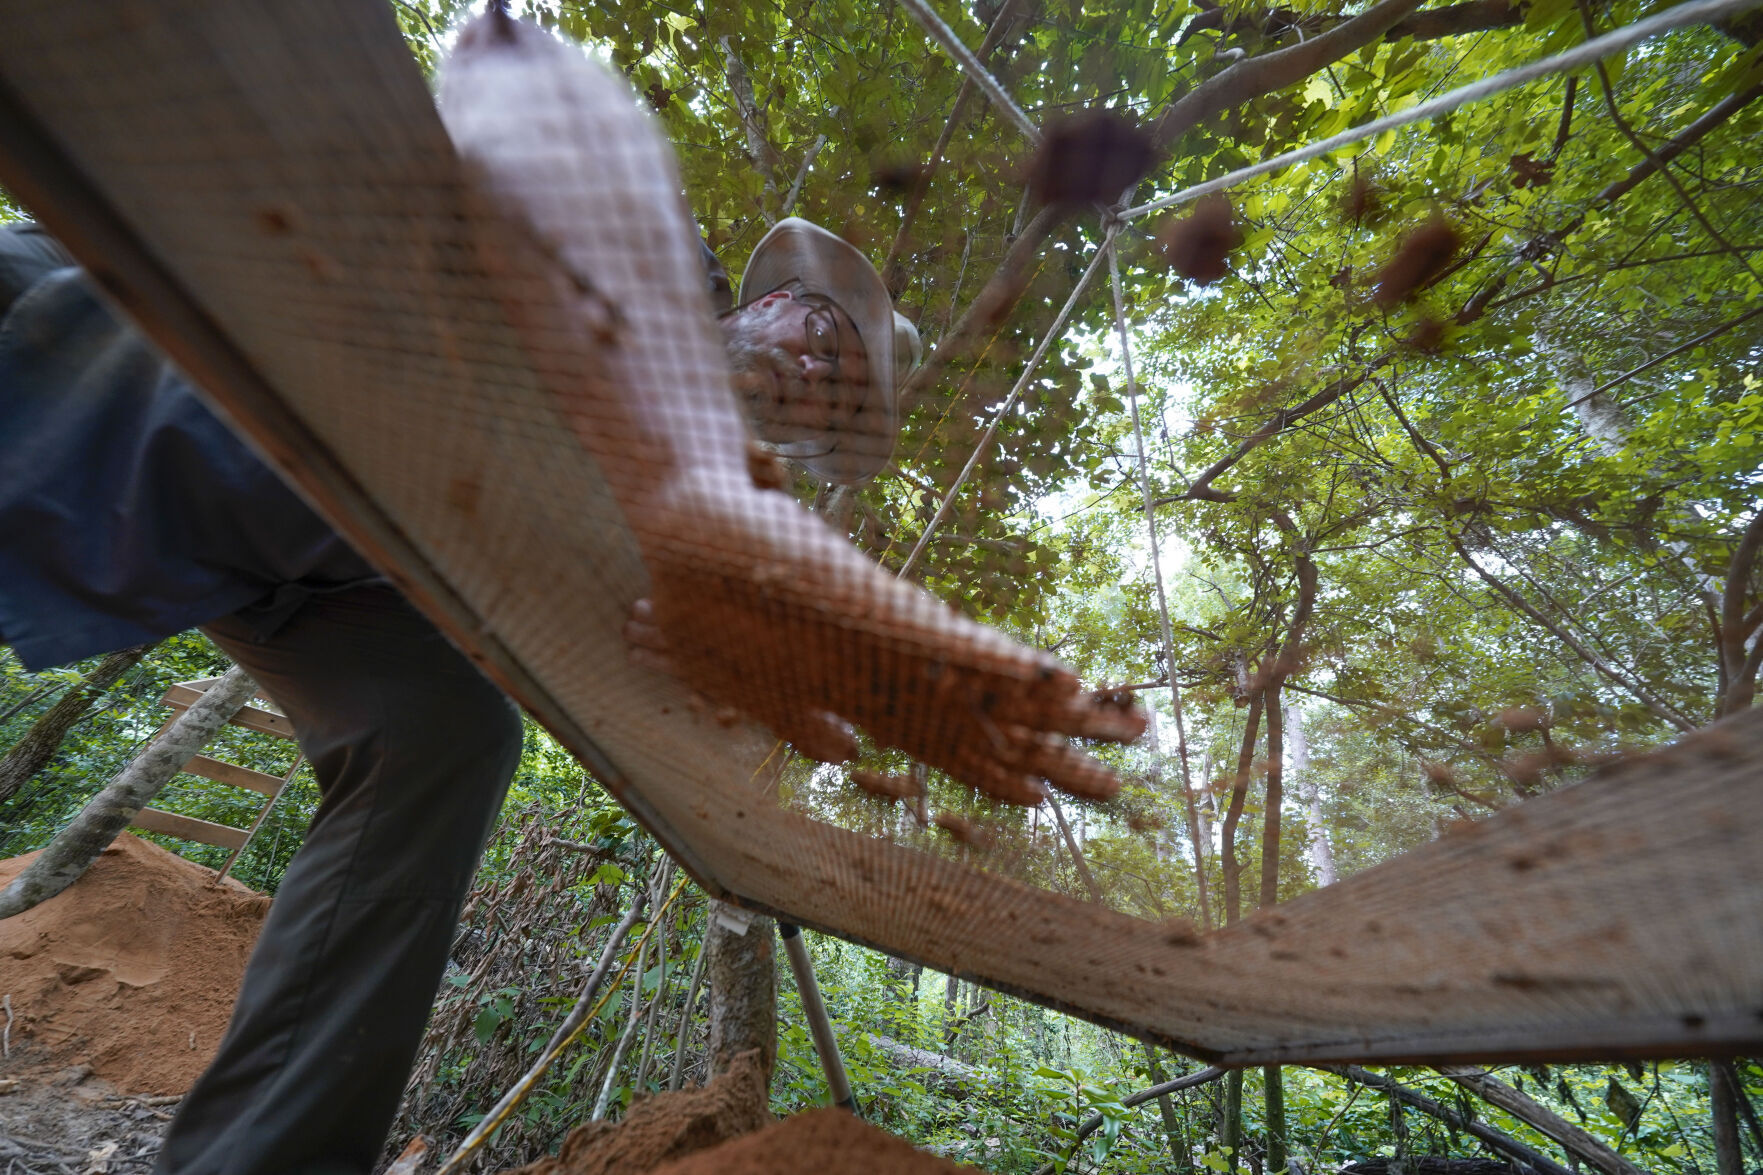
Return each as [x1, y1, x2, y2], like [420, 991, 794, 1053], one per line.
[1149, 0, 1429, 153]
[720, 38, 782, 220]
[1387, 0, 1522, 41]
[1449, 533, 1697, 731]
[898, 203, 1064, 417]
[1577, 1, 1762, 286]
[779, 133, 827, 220]
[1438, 1066, 1648, 1175]
[1180, 366, 1384, 503]
[882, 0, 1036, 293]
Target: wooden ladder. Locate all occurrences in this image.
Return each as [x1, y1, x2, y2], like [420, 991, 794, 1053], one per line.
[130, 676, 304, 881]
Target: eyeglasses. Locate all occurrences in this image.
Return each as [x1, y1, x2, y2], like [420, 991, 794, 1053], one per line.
[798, 295, 842, 379]
[736, 280, 848, 382]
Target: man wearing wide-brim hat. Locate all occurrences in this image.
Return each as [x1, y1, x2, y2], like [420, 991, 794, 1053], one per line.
[718, 217, 922, 485]
[0, 212, 919, 1175]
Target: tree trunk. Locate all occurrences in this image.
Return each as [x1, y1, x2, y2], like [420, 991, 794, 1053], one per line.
[706, 908, 776, 1090]
[1221, 692, 1264, 925]
[1263, 1065, 1287, 1175]
[1260, 685, 1285, 908]
[1048, 792, 1103, 902]
[1711, 1061, 1745, 1175]
[1220, 696, 1256, 1166]
[1260, 690, 1289, 1174]
[1290, 702, 1337, 886]
[1224, 1068, 1245, 1170]
[1391, 1088, 1411, 1175]
[1144, 1045, 1193, 1171]
[0, 663, 255, 919]
[0, 645, 153, 805]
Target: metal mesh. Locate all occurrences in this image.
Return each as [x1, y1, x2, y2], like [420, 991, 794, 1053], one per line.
[0, 0, 1758, 1064]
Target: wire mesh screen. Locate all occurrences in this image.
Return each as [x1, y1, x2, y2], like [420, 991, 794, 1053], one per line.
[0, 0, 1759, 1064]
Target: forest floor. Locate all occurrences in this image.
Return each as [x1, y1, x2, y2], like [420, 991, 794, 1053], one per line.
[0, 834, 259, 1173]
[0, 1067, 169, 1174]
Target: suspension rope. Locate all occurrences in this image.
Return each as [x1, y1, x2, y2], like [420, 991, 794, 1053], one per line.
[1122, 0, 1762, 221]
[1105, 241, 1213, 930]
[896, 0, 1043, 146]
[898, 233, 1115, 578]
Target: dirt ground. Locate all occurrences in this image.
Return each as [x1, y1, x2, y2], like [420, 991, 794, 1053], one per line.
[0, 1069, 170, 1174]
[0, 834, 266, 1095]
[0, 838, 973, 1175]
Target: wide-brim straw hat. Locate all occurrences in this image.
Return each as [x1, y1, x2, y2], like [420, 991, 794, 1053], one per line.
[740, 217, 917, 484]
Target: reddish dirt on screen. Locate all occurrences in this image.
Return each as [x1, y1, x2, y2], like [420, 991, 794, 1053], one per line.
[648, 1108, 980, 1175]
[0, 833, 267, 1094]
[503, 1050, 772, 1175]
[501, 1053, 977, 1175]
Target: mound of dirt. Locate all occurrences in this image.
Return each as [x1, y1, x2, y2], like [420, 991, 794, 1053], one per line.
[504, 1050, 771, 1175]
[0, 833, 268, 1094]
[649, 1108, 979, 1175]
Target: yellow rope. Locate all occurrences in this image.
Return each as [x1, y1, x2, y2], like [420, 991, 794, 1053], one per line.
[436, 872, 691, 1174]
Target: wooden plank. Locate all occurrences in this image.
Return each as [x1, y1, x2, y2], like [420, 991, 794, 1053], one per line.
[182, 755, 285, 797]
[162, 686, 297, 740]
[165, 679, 284, 711]
[131, 807, 248, 850]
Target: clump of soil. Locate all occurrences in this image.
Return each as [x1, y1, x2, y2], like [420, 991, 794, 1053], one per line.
[0, 833, 268, 1094]
[503, 1050, 770, 1175]
[649, 1108, 980, 1175]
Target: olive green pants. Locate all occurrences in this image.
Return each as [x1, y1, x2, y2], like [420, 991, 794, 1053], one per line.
[153, 585, 521, 1175]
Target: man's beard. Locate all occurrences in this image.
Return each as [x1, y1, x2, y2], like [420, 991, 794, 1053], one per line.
[724, 334, 832, 444]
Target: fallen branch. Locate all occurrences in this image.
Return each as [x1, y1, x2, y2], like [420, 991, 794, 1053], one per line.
[1439, 1066, 1647, 1175]
[865, 1033, 988, 1098]
[1323, 1065, 1577, 1175]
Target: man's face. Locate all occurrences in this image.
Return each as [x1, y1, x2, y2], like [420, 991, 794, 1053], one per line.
[721, 289, 871, 448]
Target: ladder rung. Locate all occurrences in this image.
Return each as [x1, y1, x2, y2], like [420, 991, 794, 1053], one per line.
[182, 755, 286, 797]
[131, 807, 249, 850]
[162, 684, 296, 740]
[169, 676, 279, 707]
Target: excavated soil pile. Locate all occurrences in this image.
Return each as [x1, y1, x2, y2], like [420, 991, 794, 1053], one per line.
[504, 1050, 771, 1175]
[0, 833, 268, 1094]
[649, 1108, 980, 1175]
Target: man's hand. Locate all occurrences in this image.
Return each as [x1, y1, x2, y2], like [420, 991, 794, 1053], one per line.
[442, 8, 1145, 805]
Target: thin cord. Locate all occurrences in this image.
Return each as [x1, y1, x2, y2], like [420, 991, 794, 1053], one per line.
[1106, 241, 1212, 930]
[899, 233, 1115, 578]
[896, 0, 1044, 145]
[435, 870, 688, 1175]
[1122, 0, 1763, 221]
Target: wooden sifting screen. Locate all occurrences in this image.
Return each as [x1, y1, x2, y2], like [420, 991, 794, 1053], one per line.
[0, 0, 1757, 1065]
